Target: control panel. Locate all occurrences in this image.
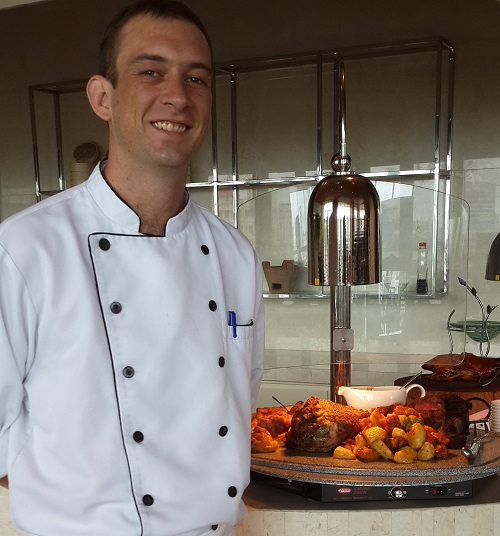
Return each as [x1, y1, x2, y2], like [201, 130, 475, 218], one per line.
[251, 472, 475, 502]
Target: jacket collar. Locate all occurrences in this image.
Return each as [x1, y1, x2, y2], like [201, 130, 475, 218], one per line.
[86, 161, 192, 236]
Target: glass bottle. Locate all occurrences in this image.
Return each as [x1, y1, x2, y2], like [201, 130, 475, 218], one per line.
[416, 242, 428, 294]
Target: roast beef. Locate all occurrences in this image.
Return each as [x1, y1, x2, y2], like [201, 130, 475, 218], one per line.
[410, 393, 471, 448]
[285, 396, 367, 452]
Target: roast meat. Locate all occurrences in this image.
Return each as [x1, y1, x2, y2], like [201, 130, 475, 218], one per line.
[285, 396, 367, 452]
[422, 352, 500, 382]
[251, 403, 303, 453]
[410, 393, 471, 448]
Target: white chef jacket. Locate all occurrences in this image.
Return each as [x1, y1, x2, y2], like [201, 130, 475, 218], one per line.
[0, 163, 264, 536]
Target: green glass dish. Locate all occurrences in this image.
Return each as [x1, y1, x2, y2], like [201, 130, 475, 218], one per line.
[449, 320, 500, 343]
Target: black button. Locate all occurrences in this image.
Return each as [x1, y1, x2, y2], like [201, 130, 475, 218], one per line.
[209, 300, 217, 311]
[212, 525, 218, 531]
[110, 302, 122, 314]
[123, 366, 135, 378]
[218, 356, 225, 368]
[142, 494, 154, 506]
[99, 238, 111, 251]
[219, 426, 228, 437]
[228, 486, 237, 498]
[133, 431, 144, 443]
[201, 245, 210, 255]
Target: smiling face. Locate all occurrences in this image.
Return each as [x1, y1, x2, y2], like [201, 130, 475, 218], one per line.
[95, 14, 213, 179]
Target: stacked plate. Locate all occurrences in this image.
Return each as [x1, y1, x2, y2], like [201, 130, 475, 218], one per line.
[489, 400, 500, 433]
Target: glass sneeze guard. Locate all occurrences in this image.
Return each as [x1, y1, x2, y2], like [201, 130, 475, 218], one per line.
[233, 182, 472, 409]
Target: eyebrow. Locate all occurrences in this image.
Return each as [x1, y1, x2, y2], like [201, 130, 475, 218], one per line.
[132, 53, 213, 74]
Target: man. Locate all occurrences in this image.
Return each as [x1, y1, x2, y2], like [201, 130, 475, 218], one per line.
[0, 1, 264, 535]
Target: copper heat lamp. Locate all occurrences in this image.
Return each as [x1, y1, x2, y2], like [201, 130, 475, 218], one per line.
[307, 62, 381, 403]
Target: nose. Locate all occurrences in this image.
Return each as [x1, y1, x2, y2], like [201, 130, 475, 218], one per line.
[160, 73, 190, 109]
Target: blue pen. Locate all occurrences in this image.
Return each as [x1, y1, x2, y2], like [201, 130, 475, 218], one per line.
[228, 310, 237, 338]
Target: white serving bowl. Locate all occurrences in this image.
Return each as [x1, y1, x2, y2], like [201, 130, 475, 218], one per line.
[337, 384, 426, 410]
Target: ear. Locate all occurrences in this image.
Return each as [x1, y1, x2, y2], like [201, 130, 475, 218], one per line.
[87, 75, 113, 122]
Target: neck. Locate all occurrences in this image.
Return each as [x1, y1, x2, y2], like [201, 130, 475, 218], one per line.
[102, 158, 187, 236]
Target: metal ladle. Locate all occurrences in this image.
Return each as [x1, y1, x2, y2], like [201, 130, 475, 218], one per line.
[398, 371, 423, 390]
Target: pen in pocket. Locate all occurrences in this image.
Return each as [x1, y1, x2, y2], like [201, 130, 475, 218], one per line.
[228, 311, 237, 338]
[228, 311, 254, 338]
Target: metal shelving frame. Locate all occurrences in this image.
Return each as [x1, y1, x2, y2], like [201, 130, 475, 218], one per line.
[29, 78, 89, 201]
[204, 38, 454, 298]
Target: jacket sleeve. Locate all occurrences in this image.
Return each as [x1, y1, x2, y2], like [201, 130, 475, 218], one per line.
[0, 245, 35, 477]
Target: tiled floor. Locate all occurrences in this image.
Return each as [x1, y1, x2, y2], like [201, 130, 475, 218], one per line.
[236, 504, 500, 536]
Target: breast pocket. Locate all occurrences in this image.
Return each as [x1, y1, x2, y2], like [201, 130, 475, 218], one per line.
[225, 311, 254, 340]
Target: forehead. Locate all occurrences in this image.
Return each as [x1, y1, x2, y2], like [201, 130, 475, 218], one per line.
[116, 15, 212, 67]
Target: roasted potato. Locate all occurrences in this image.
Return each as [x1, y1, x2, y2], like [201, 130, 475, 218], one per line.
[371, 439, 394, 460]
[417, 441, 435, 461]
[354, 433, 368, 449]
[407, 422, 426, 450]
[362, 426, 387, 445]
[391, 427, 407, 440]
[369, 408, 386, 428]
[356, 446, 381, 462]
[333, 446, 357, 460]
[393, 446, 418, 464]
[331, 402, 451, 465]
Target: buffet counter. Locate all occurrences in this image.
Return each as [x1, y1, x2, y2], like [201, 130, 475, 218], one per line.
[244, 347, 500, 536]
[236, 475, 500, 536]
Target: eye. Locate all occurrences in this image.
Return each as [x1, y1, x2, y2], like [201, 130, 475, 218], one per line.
[142, 69, 159, 77]
[187, 76, 205, 85]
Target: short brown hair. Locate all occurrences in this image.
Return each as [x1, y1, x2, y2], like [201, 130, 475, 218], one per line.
[98, 0, 212, 86]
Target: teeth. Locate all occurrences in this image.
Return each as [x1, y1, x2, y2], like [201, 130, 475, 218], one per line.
[152, 121, 187, 133]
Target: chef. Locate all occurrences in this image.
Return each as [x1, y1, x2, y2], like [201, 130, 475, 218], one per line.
[0, 1, 264, 535]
